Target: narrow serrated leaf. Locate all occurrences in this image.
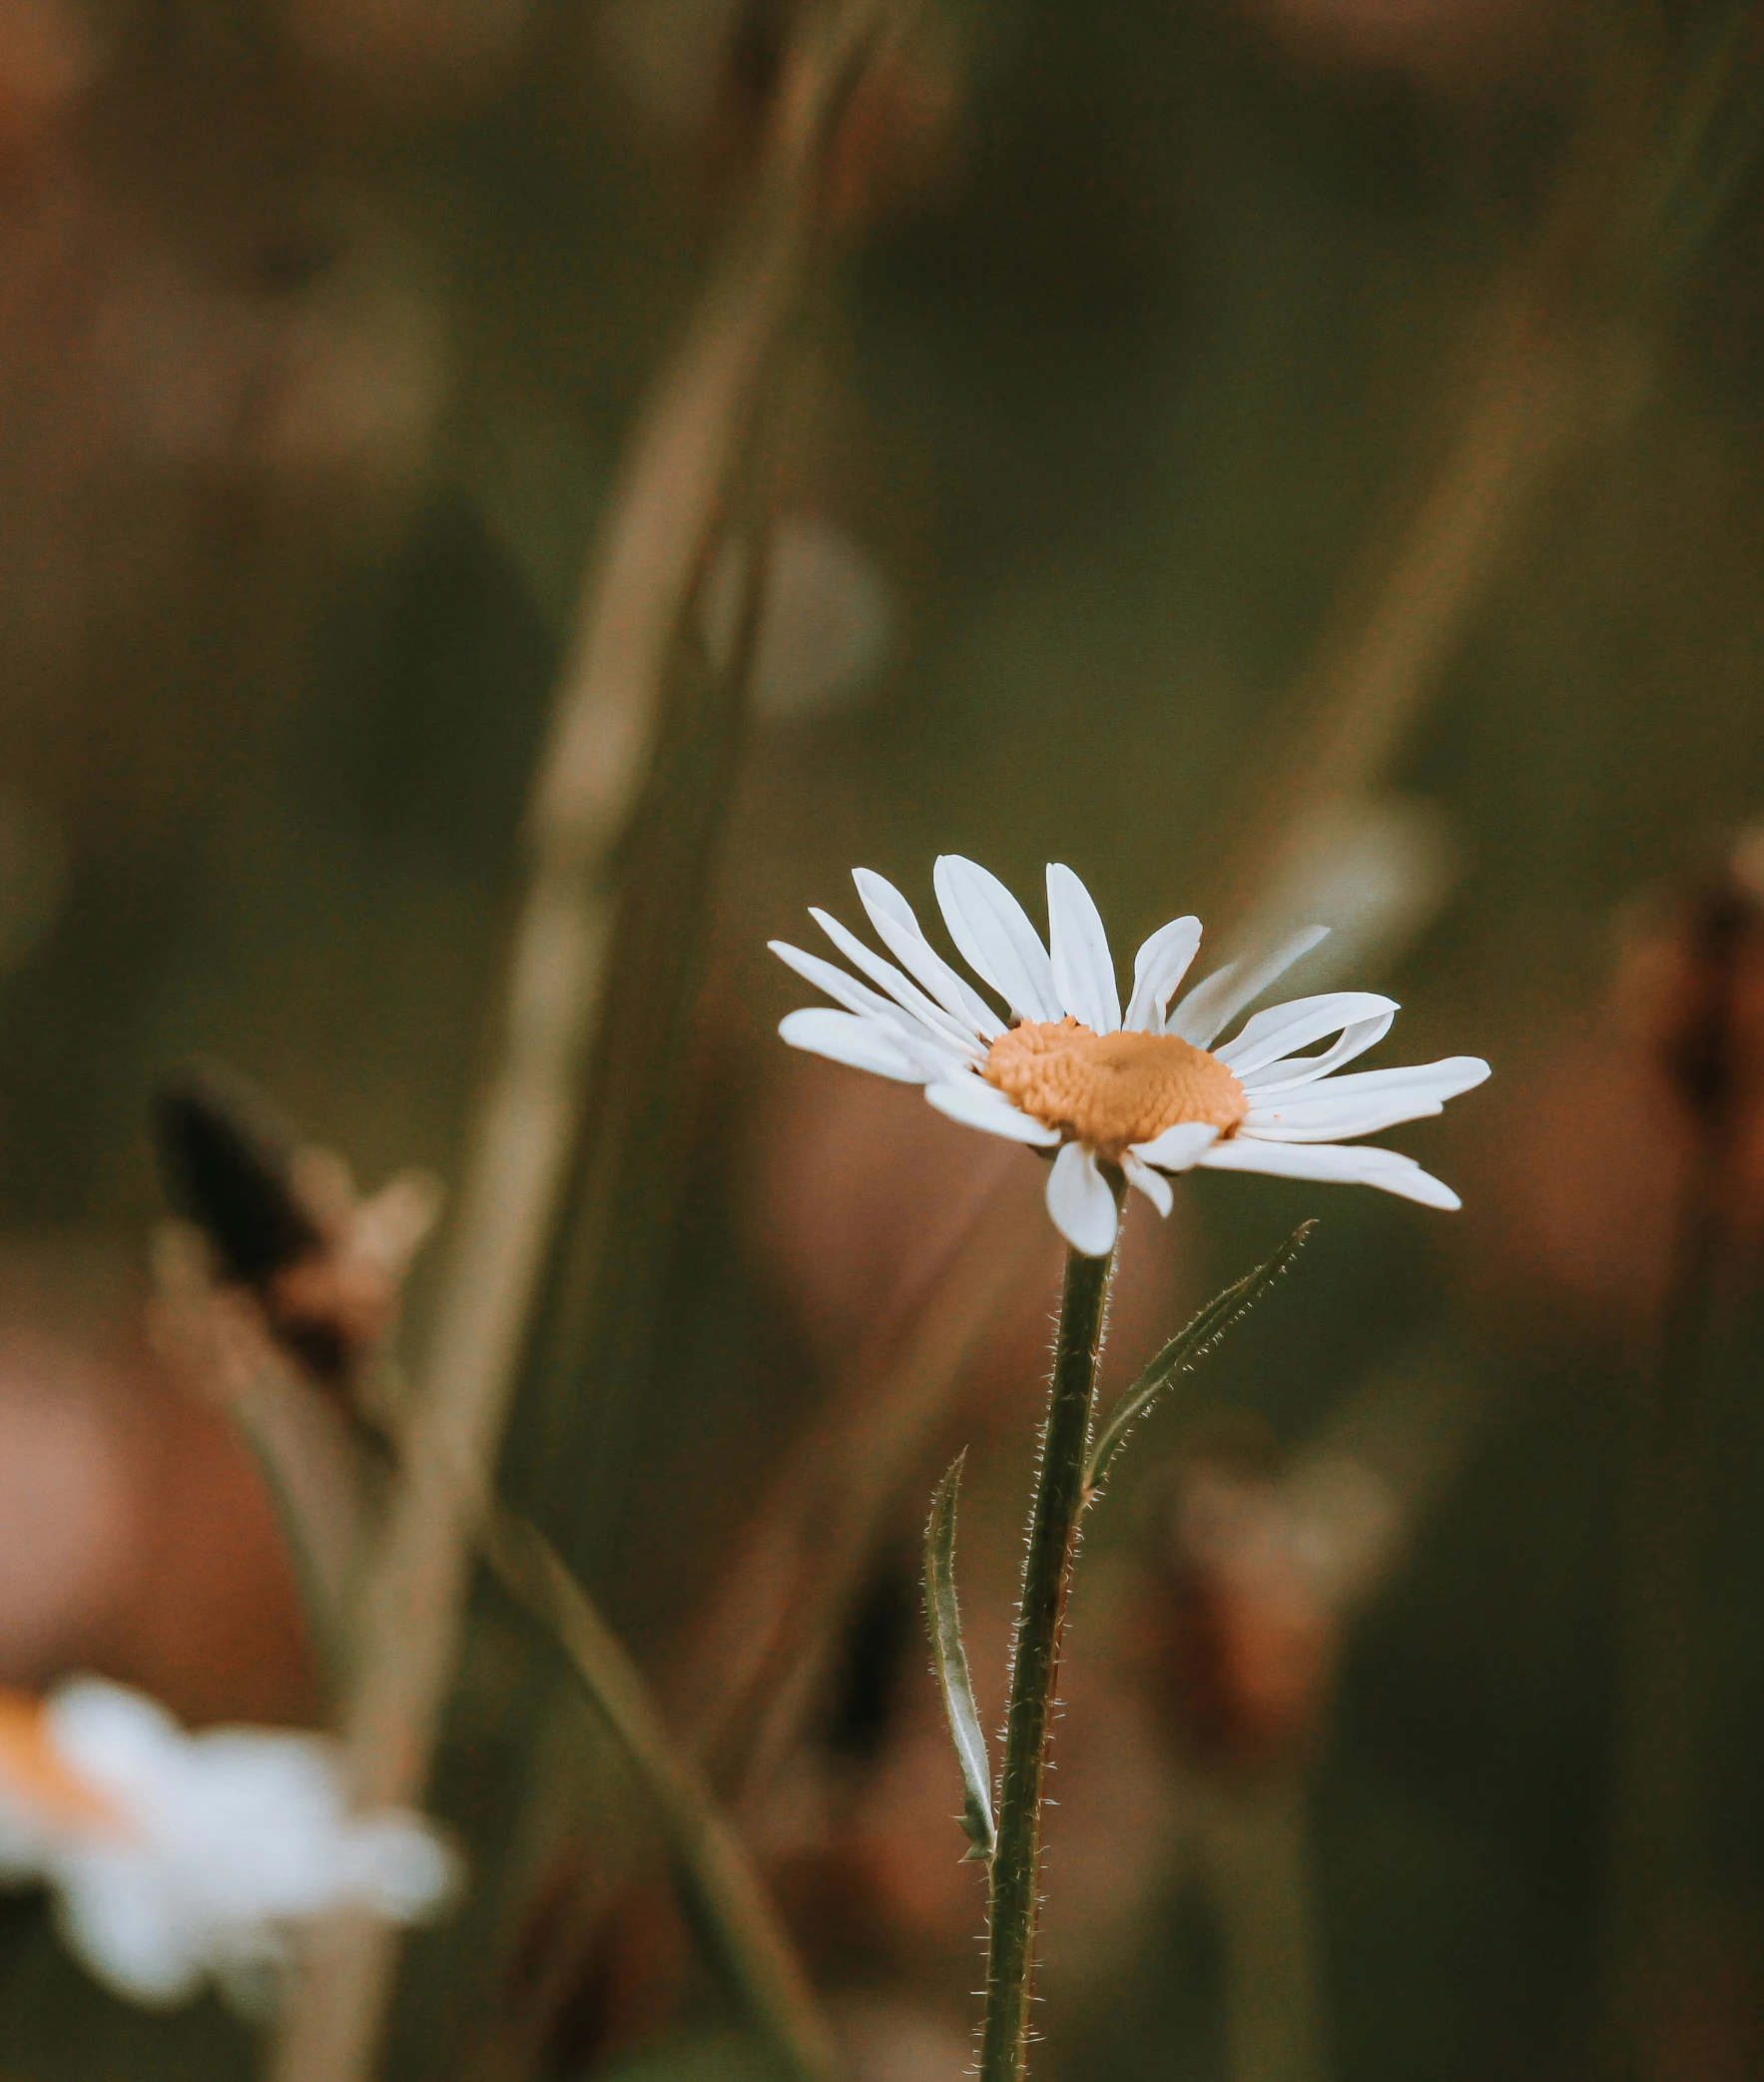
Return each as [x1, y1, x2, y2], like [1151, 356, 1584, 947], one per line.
[1083, 1220, 1316, 1495]
[923, 1452, 995, 1862]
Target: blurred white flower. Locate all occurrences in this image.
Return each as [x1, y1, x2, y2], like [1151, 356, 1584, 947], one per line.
[0, 1678, 454, 2009]
[772, 857, 1489, 1256]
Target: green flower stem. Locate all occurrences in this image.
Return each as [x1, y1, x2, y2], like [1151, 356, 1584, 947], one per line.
[979, 1238, 1116, 2082]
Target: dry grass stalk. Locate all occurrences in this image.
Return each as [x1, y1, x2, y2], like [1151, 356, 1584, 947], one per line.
[474, 1503, 841, 2082]
[1201, 64, 1645, 942]
[1206, 4, 1764, 951]
[266, 7, 900, 2079]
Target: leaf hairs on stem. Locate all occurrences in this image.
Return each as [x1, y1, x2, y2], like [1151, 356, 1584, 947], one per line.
[1082, 1221, 1316, 1498]
[924, 1452, 995, 1863]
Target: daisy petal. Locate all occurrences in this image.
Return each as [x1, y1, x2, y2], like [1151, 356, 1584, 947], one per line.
[769, 940, 969, 1069]
[810, 907, 985, 1057]
[779, 1009, 925, 1083]
[1238, 1016, 1402, 1094]
[1197, 1136, 1462, 1210]
[1245, 1056, 1490, 1140]
[1046, 864, 1121, 1033]
[853, 869, 1005, 1040]
[933, 856, 1062, 1024]
[1123, 1152, 1174, 1218]
[1168, 925, 1330, 1047]
[769, 938, 905, 1023]
[1244, 1096, 1443, 1141]
[1213, 992, 1398, 1078]
[925, 1076, 1062, 1145]
[1046, 1142, 1118, 1256]
[1252, 1054, 1490, 1105]
[57, 1860, 205, 2004]
[1341, 1055, 1488, 1095]
[1124, 916, 1202, 1033]
[1129, 1120, 1220, 1172]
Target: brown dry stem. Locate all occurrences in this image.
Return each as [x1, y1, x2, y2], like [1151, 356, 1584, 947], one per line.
[265, 7, 900, 2078]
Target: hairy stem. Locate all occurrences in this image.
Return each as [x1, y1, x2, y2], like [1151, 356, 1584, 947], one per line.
[979, 1242, 1114, 2082]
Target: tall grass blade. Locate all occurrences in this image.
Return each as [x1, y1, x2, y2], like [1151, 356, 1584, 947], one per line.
[476, 1504, 840, 2082]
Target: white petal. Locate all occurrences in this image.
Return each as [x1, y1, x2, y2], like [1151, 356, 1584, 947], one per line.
[50, 1677, 180, 1775]
[1045, 1142, 1118, 1256]
[1197, 1136, 1462, 1209]
[1338, 1055, 1488, 1096]
[1123, 916, 1202, 1033]
[810, 907, 984, 1058]
[770, 938, 901, 1026]
[769, 940, 968, 1069]
[1239, 1018, 1402, 1093]
[343, 1815, 457, 1921]
[1254, 1053, 1490, 1105]
[1213, 992, 1398, 1078]
[1122, 1152, 1174, 1217]
[54, 1856, 207, 2005]
[1244, 1096, 1442, 1141]
[933, 856, 1062, 1024]
[1168, 925, 1330, 1047]
[1241, 1098, 1433, 1148]
[779, 1009, 925, 1083]
[852, 869, 1005, 1039]
[1244, 1056, 1490, 1140]
[925, 1076, 1062, 1145]
[1129, 1120, 1220, 1172]
[1046, 864, 1121, 1033]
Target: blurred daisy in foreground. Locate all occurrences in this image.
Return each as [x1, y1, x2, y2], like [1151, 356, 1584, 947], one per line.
[772, 856, 1489, 1256]
[0, 1678, 453, 2010]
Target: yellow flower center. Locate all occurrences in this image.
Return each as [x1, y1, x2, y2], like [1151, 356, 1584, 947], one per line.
[982, 1018, 1248, 1164]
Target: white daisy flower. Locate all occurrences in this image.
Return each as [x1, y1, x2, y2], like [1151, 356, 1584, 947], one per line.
[0, 1678, 455, 2010]
[771, 856, 1489, 1257]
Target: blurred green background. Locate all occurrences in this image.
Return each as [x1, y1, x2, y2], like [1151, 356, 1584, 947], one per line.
[1, 2, 1764, 2079]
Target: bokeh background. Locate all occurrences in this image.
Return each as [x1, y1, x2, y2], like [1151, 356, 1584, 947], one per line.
[2, 1, 1764, 2078]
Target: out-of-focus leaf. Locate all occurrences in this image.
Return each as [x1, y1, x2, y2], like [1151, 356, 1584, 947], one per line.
[1083, 1221, 1315, 1497]
[923, 1452, 994, 1863]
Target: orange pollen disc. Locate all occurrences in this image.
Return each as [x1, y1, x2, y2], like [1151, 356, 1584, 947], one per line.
[981, 1018, 1249, 1164]
[0, 1690, 123, 1836]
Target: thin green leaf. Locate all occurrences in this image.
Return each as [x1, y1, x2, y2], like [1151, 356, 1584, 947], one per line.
[1083, 1220, 1316, 1496]
[923, 1452, 995, 1862]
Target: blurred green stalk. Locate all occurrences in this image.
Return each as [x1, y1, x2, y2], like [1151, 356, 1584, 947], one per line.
[265, 7, 901, 2079]
[978, 1240, 1115, 2082]
[475, 1502, 840, 2082]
